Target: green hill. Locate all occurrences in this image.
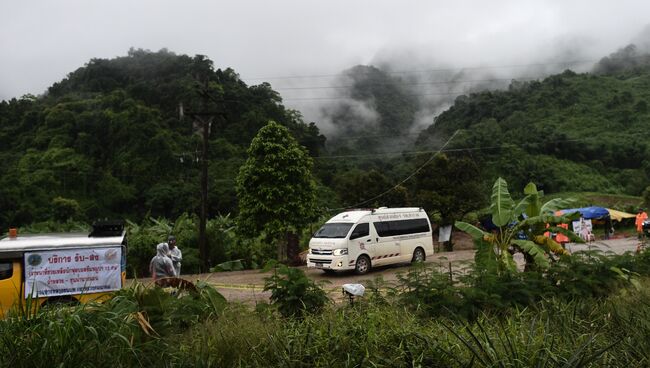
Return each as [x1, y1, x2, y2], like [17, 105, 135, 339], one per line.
[417, 65, 650, 196]
[2, 47, 650, 231]
[0, 49, 325, 228]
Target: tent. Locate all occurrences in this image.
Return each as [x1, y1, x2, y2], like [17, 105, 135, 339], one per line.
[606, 208, 637, 222]
[558, 206, 610, 220]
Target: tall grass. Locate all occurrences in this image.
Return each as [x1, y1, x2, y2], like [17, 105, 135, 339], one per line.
[2, 249, 650, 366]
[177, 295, 642, 367]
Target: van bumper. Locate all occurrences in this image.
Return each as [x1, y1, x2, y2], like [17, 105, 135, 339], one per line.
[306, 255, 352, 270]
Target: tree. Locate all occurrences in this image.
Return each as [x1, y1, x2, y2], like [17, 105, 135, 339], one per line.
[236, 121, 318, 263]
[455, 178, 582, 274]
[412, 154, 485, 251]
[51, 197, 81, 222]
[643, 185, 650, 209]
[334, 169, 407, 208]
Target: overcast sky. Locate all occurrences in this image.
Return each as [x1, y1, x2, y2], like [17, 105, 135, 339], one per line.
[2, 0, 650, 107]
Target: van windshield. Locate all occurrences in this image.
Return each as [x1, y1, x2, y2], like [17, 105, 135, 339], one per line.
[313, 223, 354, 238]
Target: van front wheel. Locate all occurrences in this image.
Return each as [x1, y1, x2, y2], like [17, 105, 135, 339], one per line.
[355, 255, 371, 275]
[412, 248, 425, 263]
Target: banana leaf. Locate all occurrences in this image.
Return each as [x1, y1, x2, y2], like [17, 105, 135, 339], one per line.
[512, 239, 550, 268]
[490, 177, 514, 227]
[455, 221, 488, 241]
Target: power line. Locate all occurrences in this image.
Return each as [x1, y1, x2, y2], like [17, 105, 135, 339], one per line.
[11, 167, 235, 183]
[282, 90, 471, 101]
[271, 76, 540, 91]
[278, 78, 546, 101]
[326, 132, 423, 141]
[314, 138, 590, 160]
[327, 130, 460, 212]
[244, 58, 599, 81]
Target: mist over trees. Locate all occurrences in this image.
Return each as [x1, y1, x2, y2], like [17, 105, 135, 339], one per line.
[1, 44, 649, 241]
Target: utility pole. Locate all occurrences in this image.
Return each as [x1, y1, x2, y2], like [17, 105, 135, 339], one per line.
[198, 114, 211, 273]
[179, 80, 221, 273]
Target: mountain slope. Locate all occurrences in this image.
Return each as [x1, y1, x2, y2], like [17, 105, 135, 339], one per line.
[417, 67, 650, 195]
[0, 49, 325, 228]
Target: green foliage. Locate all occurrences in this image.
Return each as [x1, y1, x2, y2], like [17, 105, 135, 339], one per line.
[0, 281, 227, 367]
[456, 178, 580, 274]
[125, 213, 264, 276]
[50, 196, 82, 222]
[0, 49, 325, 231]
[643, 185, 650, 209]
[3, 248, 650, 366]
[393, 263, 463, 316]
[177, 277, 650, 366]
[333, 169, 407, 207]
[418, 63, 650, 197]
[236, 121, 318, 260]
[490, 177, 515, 227]
[263, 262, 329, 318]
[18, 220, 89, 235]
[411, 153, 486, 250]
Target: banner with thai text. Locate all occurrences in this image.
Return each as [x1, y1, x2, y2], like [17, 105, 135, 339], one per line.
[24, 247, 122, 298]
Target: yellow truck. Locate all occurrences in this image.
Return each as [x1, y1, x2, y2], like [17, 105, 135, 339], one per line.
[0, 221, 126, 316]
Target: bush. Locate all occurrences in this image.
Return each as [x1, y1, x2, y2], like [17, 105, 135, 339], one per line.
[50, 197, 82, 222]
[263, 263, 329, 318]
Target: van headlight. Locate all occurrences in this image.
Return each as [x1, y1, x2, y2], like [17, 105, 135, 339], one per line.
[333, 249, 348, 256]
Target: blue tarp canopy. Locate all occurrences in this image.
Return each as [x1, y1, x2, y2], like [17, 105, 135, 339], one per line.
[479, 206, 611, 230]
[559, 206, 610, 220]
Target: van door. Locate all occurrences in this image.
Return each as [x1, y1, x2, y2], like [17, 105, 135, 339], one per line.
[371, 221, 401, 265]
[348, 223, 372, 264]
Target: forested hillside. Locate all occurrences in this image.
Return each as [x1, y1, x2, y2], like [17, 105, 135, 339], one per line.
[0, 49, 325, 229]
[417, 48, 650, 196]
[1, 46, 649, 236]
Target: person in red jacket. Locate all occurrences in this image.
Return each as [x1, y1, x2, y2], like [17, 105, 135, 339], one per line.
[636, 208, 648, 240]
[554, 210, 569, 245]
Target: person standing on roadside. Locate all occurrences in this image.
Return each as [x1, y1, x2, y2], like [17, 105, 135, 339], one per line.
[168, 235, 182, 276]
[150, 243, 175, 285]
[636, 208, 648, 240]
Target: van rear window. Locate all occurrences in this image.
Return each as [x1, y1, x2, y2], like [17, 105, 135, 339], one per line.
[0, 262, 13, 280]
[373, 219, 430, 237]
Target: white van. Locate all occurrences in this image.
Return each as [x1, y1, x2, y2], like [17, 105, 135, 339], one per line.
[307, 207, 434, 274]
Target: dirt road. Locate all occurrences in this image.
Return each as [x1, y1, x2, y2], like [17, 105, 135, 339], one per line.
[151, 236, 641, 304]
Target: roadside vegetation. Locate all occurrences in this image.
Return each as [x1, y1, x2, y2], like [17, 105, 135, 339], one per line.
[2, 244, 650, 367]
[6, 177, 649, 366]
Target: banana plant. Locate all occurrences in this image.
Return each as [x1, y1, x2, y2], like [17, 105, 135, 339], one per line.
[456, 178, 583, 274]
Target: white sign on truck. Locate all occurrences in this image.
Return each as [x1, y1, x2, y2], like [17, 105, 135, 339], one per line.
[24, 247, 122, 298]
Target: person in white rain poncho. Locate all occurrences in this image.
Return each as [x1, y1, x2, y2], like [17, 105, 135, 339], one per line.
[150, 243, 175, 284]
[168, 235, 182, 276]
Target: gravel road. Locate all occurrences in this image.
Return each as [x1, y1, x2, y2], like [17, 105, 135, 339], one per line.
[137, 236, 642, 304]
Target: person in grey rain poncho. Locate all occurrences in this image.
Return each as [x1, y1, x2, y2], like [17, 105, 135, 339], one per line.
[167, 235, 182, 276]
[150, 243, 175, 284]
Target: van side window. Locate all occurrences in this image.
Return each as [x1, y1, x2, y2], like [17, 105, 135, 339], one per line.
[374, 219, 430, 237]
[0, 262, 13, 280]
[349, 223, 369, 240]
[373, 222, 389, 237]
